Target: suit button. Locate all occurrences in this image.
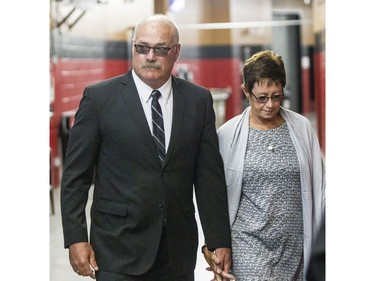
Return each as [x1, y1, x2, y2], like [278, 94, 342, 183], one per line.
[158, 203, 164, 209]
[160, 171, 165, 176]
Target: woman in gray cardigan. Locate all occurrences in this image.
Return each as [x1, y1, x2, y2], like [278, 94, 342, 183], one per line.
[203, 50, 325, 281]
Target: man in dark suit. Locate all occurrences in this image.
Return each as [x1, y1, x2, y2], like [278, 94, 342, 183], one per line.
[60, 14, 233, 281]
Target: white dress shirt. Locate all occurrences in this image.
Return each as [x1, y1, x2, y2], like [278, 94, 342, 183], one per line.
[132, 70, 173, 151]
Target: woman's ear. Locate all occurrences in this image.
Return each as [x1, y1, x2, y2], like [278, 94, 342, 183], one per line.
[242, 83, 250, 99]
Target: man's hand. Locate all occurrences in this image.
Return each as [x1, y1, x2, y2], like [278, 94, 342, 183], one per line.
[69, 242, 99, 279]
[203, 246, 235, 281]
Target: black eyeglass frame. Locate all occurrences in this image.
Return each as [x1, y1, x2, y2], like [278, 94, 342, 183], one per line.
[133, 44, 178, 56]
[250, 90, 284, 104]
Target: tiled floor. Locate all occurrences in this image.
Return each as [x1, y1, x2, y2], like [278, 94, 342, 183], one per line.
[50, 186, 213, 281]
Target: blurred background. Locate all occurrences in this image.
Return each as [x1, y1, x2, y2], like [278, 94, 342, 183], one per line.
[50, 1, 325, 185]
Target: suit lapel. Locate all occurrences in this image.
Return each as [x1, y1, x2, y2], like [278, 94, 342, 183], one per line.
[119, 71, 161, 165]
[162, 77, 185, 168]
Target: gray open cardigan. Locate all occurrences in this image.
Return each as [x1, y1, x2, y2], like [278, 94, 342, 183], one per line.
[217, 106, 325, 279]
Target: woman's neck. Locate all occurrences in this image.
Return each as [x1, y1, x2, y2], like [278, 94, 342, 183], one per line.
[249, 110, 284, 130]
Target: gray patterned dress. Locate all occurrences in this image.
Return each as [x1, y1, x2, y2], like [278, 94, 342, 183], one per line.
[231, 122, 304, 281]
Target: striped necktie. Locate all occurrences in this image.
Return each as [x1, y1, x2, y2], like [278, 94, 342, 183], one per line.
[151, 90, 165, 164]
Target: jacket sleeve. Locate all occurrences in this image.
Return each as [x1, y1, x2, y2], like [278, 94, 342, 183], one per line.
[60, 88, 100, 248]
[193, 90, 232, 250]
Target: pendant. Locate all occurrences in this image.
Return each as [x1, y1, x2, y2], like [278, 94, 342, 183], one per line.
[268, 145, 274, 152]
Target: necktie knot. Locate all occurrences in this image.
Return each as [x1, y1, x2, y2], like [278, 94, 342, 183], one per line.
[151, 90, 161, 100]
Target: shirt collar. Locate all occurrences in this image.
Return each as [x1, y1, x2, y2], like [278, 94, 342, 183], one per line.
[132, 69, 172, 104]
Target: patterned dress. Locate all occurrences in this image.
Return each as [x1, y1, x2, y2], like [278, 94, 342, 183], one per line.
[231, 122, 304, 281]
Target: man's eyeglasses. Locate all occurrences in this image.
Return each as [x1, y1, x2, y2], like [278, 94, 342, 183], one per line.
[134, 44, 177, 56]
[250, 91, 284, 104]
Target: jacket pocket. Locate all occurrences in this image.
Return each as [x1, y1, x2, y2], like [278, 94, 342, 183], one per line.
[96, 198, 128, 217]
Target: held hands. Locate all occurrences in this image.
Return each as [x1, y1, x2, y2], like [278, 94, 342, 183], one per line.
[202, 246, 236, 281]
[69, 242, 99, 279]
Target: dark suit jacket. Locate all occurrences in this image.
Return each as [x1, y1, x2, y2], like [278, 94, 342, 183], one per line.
[60, 70, 232, 276]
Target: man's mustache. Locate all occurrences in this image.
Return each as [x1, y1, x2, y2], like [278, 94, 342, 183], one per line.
[141, 62, 161, 69]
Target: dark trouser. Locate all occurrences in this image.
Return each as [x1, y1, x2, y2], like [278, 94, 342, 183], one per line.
[96, 227, 194, 281]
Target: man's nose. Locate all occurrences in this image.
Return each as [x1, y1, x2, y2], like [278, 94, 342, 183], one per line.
[145, 48, 157, 60]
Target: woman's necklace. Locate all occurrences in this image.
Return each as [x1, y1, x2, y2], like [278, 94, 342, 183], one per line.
[249, 111, 284, 153]
[267, 143, 275, 152]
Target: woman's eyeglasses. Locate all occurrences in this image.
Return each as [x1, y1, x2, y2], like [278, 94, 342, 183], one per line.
[134, 44, 177, 56]
[250, 91, 284, 104]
